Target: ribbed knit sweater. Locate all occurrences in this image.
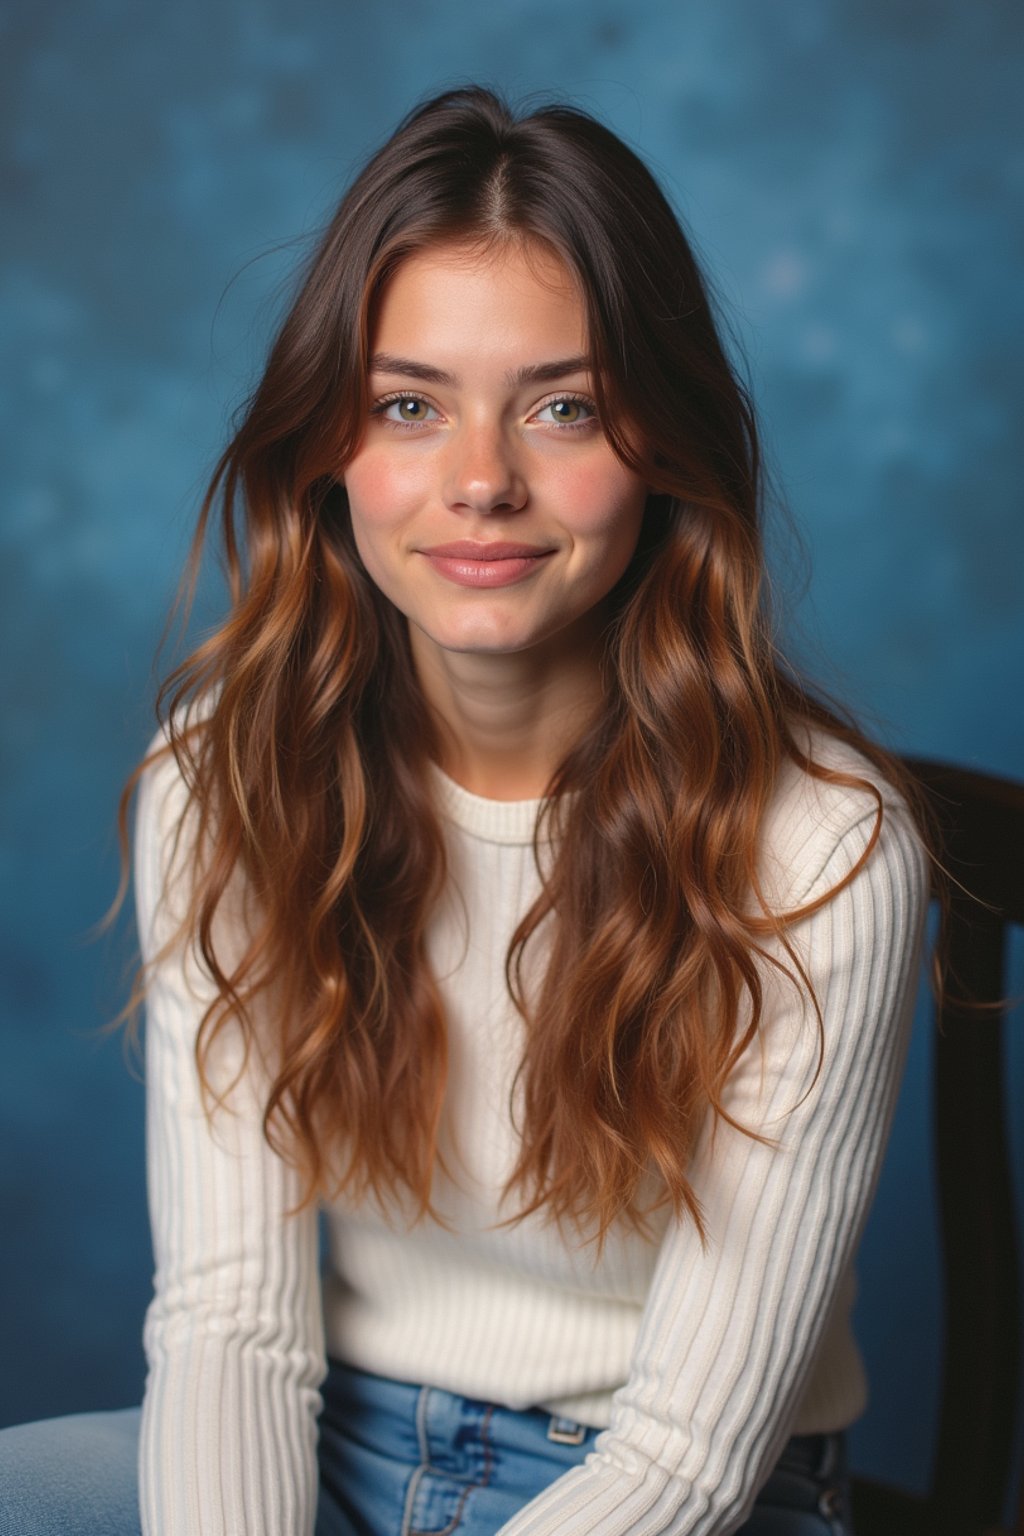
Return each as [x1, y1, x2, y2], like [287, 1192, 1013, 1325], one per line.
[135, 727, 927, 1536]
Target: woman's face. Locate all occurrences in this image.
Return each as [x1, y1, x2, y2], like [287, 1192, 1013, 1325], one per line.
[341, 238, 649, 665]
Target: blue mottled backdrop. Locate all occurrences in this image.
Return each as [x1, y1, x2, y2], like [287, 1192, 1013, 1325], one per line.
[3, 0, 1022, 1504]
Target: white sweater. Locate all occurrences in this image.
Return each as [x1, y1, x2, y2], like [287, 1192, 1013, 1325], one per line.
[135, 728, 928, 1536]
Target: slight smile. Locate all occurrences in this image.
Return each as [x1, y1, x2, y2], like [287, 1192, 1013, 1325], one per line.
[418, 541, 557, 589]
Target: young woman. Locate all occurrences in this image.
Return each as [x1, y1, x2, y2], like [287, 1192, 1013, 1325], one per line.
[0, 87, 929, 1536]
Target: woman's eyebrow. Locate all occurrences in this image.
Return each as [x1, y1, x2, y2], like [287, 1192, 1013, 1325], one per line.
[369, 352, 592, 388]
[369, 353, 454, 386]
[507, 355, 591, 387]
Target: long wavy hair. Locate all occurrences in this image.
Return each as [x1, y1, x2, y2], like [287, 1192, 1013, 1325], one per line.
[118, 86, 926, 1245]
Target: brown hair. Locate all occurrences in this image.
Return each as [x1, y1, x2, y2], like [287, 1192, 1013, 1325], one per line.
[118, 86, 927, 1244]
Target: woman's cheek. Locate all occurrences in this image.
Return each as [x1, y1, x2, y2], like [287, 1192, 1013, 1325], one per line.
[558, 457, 648, 542]
[345, 453, 424, 530]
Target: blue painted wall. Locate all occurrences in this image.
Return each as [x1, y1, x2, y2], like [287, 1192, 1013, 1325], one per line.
[3, 0, 1022, 1502]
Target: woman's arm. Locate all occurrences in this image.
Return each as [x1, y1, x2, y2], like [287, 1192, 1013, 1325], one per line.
[135, 733, 326, 1536]
[496, 782, 928, 1536]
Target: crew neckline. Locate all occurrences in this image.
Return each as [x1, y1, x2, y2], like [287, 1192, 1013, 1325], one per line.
[427, 760, 554, 845]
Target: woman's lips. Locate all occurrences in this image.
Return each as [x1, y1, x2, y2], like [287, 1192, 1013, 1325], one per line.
[418, 542, 556, 588]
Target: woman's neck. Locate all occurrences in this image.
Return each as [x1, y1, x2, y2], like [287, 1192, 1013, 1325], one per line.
[407, 616, 606, 801]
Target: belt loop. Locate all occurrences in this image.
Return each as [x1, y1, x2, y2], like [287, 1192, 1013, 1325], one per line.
[547, 1414, 587, 1445]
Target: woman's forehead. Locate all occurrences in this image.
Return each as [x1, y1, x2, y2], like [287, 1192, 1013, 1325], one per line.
[368, 239, 589, 371]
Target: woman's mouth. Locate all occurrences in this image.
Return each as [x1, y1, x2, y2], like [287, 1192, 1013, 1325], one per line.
[418, 542, 556, 589]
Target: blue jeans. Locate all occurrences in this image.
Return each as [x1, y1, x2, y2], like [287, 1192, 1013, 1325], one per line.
[0, 1358, 854, 1535]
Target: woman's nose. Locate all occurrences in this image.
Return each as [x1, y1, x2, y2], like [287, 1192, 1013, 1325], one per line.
[441, 422, 527, 515]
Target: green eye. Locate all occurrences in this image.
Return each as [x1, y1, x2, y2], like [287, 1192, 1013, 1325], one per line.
[538, 397, 595, 426]
[375, 395, 437, 424]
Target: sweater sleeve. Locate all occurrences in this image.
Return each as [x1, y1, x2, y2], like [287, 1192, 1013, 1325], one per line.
[134, 732, 326, 1536]
[496, 790, 928, 1536]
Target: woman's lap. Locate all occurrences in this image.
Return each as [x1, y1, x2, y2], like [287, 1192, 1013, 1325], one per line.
[316, 1359, 606, 1536]
[316, 1363, 854, 1536]
[0, 1362, 855, 1536]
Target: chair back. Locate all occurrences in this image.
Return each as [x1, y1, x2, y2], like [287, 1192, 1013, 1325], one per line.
[851, 758, 1024, 1536]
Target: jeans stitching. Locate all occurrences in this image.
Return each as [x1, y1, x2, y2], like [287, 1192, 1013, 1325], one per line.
[401, 1389, 433, 1536]
[401, 1467, 425, 1536]
[417, 1387, 432, 1469]
[407, 1403, 495, 1536]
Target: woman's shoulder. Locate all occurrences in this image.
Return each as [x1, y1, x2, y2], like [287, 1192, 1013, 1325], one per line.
[138, 690, 219, 825]
[136, 717, 200, 857]
[758, 723, 926, 912]
[135, 695, 219, 939]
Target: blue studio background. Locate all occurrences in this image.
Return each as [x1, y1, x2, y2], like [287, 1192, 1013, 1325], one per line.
[3, 0, 1023, 1505]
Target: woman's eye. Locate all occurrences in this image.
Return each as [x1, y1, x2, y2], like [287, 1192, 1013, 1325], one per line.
[376, 395, 438, 424]
[536, 397, 596, 427]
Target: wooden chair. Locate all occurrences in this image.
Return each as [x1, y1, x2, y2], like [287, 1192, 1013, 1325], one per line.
[850, 759, 1024, 1536]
